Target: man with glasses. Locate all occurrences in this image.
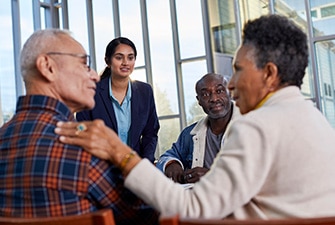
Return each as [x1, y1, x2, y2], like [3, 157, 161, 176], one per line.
[0, 29, 159, 225]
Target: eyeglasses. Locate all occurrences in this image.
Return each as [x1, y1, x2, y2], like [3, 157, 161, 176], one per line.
[46, 52, 91, 71]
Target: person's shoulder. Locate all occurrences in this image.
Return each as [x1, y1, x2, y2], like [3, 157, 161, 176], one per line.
[131, 80, 154, 96]
[181, 121, 198, 133]
[96, 76, 109, 88]
[131, 80, 152, 89]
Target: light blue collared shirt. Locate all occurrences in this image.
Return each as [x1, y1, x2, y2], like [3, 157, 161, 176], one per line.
[109, 77, 131, 145]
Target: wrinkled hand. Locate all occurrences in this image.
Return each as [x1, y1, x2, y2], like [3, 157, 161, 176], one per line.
[54, 119, 129, 164]
[165, 161, 185, 183]
[183, 167, 209, 183]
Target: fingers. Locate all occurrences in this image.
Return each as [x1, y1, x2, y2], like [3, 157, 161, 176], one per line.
[54, 119, 119, 162]
[184, 167, 208, 183]
[58, 134, 88, 147]
[56, 121, 77, 128]
[166, 167, 209, 183]
[55, 121, 92, 148]
[166, 172, 178, 183]
[55, 120, 104, 137]
[183, 173, 194, 183]
[184, 172, 196, 183]
[75, 123, 87, 135]
[55, 121, 82, 137]
[165, 171, 184, 183]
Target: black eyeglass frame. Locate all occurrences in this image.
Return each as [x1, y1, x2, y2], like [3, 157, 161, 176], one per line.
[46, 52, 91, 71]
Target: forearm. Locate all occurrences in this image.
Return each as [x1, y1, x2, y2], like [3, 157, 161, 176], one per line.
[164, 159, 183, 172]
[107, 138, 142, 177]
[125, 159, 189, 216]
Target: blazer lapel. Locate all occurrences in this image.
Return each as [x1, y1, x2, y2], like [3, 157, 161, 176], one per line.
[98, 77, 118, 130]
[129, 81, 140, 146]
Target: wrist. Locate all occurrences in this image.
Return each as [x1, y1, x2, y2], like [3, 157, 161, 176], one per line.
[119, 151, 136, 170]
[116, 148, 141, 176]
[122, 154, 141, 176]
[165, 160, 178, 168]
[164, 160, 181, 172]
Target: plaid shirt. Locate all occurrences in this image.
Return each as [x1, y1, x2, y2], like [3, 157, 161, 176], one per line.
[0, 95, 158, 225]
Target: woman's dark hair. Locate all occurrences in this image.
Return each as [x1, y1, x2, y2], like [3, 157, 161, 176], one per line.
[101, 37, 137, 79]
[242, 15, 309, 88]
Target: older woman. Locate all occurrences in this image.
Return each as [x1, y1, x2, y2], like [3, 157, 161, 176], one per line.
[56, 15, 335, 220]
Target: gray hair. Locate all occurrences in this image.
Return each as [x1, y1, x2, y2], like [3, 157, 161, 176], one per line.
[20, 29, 72, 79]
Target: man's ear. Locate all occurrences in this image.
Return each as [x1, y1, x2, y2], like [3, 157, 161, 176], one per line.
[196, 95, 201, 106]
[36, 54, 57, 82]
[263, 62, 280, 91]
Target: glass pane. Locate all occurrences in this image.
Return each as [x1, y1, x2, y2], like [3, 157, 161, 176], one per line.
[315, 41, 335, 127]
[119, 0, 145, 66]
[147, 0, 179, 116]
[68, 0, 89, 54]
[208, 0, 238, 55]
[0, 1, 15, 125]
[155, 118, 181, 158]
[154, 83, 179, 121]
[92, 0, 115, 74]
[274, 1, 308, 34]
[274, 1, 315, 101]
[310, 0, 335, 36]
[214, 54, 233, 79]
[176, 0, 206, 59]
[182, 61, 207, 125]
[239, 0, 270, 24]
[301, 64, 314, 98]
[207, 0, 236, 77]
[20, 1, 34, 39]
[0, 1, 33, 125]
[131, 68, 147, 83]
[40, 7, 46, 28]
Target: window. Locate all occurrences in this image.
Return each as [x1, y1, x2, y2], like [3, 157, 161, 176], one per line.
[0, 1, 15, 125]
[321, 5, 335, 18]
[311, 9, 318, 18]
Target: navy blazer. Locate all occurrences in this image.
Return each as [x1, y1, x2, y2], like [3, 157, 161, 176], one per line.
[76, 76, 160, 163]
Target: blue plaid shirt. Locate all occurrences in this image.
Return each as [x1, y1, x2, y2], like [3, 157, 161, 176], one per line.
[0, 95, 158, 225]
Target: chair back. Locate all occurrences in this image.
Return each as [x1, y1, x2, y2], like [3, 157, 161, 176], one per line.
[0, 209, 115, 225]
[160, 215, 335, 225]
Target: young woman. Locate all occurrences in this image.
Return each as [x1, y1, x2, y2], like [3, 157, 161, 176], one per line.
[76, 37, 159, 163]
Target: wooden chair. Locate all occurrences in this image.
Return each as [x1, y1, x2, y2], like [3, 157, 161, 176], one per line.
[160, 215, 335, 225]
[0, 209, 115, 225]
